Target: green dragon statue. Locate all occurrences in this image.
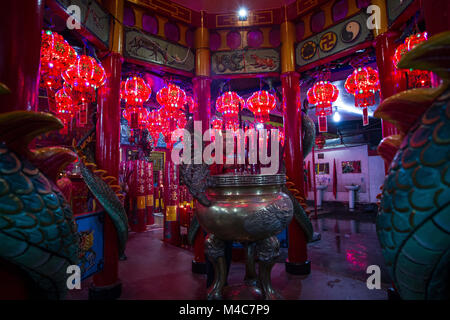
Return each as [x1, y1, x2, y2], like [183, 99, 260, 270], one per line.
[0, 109, 128, 299]
[375, 31, 450, 300]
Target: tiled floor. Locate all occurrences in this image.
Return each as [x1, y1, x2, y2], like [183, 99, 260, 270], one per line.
[67, 202, 390, 300]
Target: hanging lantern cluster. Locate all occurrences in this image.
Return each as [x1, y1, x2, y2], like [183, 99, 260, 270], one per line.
[216, 91, 244, 131]
[39, 30, 106, 132]
[393, 32, 431, 88]
[345, 66, 380, 126]
[307, 81, 339, 132]
[63, 55, 106, 104]
[40, 30, 78, 91]
[120, 76, 152, 130]
[246, 90, 276, 124]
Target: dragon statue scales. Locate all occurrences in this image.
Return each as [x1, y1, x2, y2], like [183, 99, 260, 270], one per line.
[375, 31, 450, 300]
[0, 109, 128, 299]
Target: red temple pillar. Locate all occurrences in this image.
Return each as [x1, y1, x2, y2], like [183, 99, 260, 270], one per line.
[0, 0, 44, 112]
[280, 9, 310, 274]
[282, 72, 310, 274]
[375, 31, 407, 140]
[190, 11, 210, 274]
[0, 0, 44, 300]
[91, 51, 123, 300]
[91, 0, 124, 299]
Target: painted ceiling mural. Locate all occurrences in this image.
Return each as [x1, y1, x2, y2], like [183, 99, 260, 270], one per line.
[211, 48, 280, 75]
[123, 27, 195, 73]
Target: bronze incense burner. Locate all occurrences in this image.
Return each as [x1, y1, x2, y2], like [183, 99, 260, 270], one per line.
[196, 174, 293, 300]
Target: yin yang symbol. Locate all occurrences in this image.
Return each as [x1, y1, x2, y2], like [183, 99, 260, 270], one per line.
[341, 21, 361, 43]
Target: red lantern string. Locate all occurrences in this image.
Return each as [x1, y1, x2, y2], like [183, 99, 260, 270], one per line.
[62, 55, 106, 104]
[344, 66, 380, 126]
[120, 76, 152, 130]
[40, 30, 77, 91]
[246, 90, 276, 124]
[393, 33, 431, 88]
[307, 81, 339, 132]
[216, 91, 244, 131]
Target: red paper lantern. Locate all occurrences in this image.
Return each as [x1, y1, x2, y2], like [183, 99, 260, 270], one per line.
[344, 66, 380, 126]
[307, 81, 339, 132]
[315, 135, 326, 149]
[121, 76, 152, 129]
[55, 87, 74, 132]
[121, 76, 152, 107]
[40, 30, 78, 91]
[211, 117, 223, 131]
[156, 84, 186, 114]
[62, 55, 106, 104]
[246, 90, 276, 124]
[216, 91, 244, 131]
[394, 33, 431, 88]
[147, 110, 163, 146]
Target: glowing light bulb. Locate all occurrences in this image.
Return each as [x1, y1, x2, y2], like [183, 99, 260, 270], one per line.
[238, 8, 248, 21]
[333, 111, 341, 122]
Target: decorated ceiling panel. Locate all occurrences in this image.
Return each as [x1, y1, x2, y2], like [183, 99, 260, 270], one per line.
[296, 11, 372, 69]
[211, 48, 280, 76]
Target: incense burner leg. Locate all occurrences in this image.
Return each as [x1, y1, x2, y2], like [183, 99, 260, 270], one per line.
[205, 234, 227, 300]
[256, 236, 282, 300]
[244, 242, 258, 286]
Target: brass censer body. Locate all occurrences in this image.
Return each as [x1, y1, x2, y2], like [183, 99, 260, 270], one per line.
[196, 174, 293, 300]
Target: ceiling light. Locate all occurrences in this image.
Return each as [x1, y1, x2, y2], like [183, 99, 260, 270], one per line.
[333, 111, 341, 122]
[238, 8, 248, 21]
